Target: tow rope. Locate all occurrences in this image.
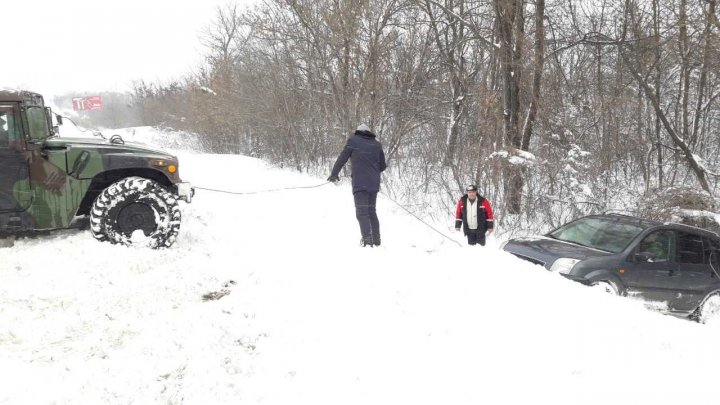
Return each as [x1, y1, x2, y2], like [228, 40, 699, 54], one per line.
[193, 181, 331, 195]
[194, 181, 463, 247]
[379, 190, 463, 247]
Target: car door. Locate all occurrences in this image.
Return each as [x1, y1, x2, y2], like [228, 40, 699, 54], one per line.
[0, 104, 32, 214]
[623, 230, 679, 305]
[667, 232, 720, 312]
[707, 237, 720, 278]
[23, 105, 74, 229]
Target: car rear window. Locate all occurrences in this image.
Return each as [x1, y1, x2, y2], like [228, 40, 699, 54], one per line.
[548, 217, 645, 253]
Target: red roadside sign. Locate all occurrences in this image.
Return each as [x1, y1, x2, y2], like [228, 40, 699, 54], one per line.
[72, 96, 103, 111]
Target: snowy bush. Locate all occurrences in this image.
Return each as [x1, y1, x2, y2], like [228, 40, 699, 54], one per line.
[639, 187, 720, 233]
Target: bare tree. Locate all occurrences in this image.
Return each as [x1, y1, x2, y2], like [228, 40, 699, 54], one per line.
[129, 0, 720, 225]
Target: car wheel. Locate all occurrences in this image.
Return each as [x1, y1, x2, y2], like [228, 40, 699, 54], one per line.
[593, 280, 620, 296]
[694, 293, 720, 324]
[90, 177, 181, 248]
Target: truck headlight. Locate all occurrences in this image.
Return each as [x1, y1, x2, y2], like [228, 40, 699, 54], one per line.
[549, 258, 580, 274]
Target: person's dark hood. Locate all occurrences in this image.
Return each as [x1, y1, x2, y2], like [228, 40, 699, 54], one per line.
[354, 129, 376, 138]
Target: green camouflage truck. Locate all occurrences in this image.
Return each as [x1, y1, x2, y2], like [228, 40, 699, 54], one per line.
[0, 90, 193, 248]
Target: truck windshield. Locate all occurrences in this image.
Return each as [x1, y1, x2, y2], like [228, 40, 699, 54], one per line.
[26, 106, 51, 141]
[548, 217, 645, 253]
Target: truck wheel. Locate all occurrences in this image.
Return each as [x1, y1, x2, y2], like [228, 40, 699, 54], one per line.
[90, 177, 181, 248]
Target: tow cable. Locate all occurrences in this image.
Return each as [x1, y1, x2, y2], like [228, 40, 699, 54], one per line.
[192, 182, 331, 195]
[380, 190, 463, 247]
[193, 181, 463, 247]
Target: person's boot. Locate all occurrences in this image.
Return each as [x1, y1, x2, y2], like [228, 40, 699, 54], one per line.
[360, 237, 374, 247]
[373, 235, 381, 246]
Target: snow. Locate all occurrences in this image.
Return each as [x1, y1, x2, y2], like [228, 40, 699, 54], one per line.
[489, 149, 536, 166]
[579, 183, 594, 196]
[2, 129, 720, 404]
[693, 153, 708, 170]
[199, 86, 217, 96]
[563, 163, 579, 174]
[671, 207, 720, 228]
[567, 144, 591, 159]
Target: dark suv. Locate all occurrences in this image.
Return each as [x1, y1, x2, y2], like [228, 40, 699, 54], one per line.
[501, 213, 720, 322]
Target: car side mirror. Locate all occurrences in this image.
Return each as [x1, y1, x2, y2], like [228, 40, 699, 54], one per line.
[635, 251, 655, 262]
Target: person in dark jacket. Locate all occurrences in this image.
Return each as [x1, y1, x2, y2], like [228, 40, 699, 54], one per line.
[328, 124, 387, 247]
[455, 184, 494, 246]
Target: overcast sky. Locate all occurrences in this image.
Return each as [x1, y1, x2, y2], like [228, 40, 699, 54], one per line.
[2, 0, 255, 97]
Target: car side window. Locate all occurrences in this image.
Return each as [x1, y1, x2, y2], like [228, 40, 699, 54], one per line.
[638, 231, 674, 262]
[677, 231, 705, 264]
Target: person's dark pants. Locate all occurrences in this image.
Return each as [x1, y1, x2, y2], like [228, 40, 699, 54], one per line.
[353, 190, 379, 245]
[466, 229, 486, 246]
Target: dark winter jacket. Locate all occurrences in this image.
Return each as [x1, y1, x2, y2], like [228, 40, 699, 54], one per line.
[455, 194, 494, 235]
[330, 129, 387, 193]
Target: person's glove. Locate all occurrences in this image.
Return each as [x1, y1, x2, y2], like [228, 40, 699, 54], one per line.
[327, 175, 340, 183]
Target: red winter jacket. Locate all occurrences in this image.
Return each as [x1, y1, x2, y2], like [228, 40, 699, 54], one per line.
[455, 194, 494, 235]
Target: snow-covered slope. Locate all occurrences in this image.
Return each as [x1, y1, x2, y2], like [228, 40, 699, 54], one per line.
[1, 135, 719, 404]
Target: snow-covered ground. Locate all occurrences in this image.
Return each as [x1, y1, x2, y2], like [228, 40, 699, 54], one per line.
[1, 129, 720, 404]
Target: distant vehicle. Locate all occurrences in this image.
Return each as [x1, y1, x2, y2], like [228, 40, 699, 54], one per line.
[0, 90, 193, 248]
[501, 213, 720, 323]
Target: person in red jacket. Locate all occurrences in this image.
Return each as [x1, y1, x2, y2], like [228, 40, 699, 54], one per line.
[455, 184, 494, 246]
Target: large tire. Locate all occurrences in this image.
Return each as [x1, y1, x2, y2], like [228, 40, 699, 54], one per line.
[90, 177, 181, 248]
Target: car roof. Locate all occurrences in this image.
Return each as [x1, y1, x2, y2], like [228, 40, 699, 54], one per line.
[661, 222, 720, 239]
[588, 213, 663, 228]
[588, 213, 719, 239]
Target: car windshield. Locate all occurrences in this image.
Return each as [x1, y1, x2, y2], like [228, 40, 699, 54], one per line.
[548, 217, 646, 253]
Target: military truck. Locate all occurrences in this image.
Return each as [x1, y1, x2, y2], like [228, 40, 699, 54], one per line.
[0, 90, 193, 248]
